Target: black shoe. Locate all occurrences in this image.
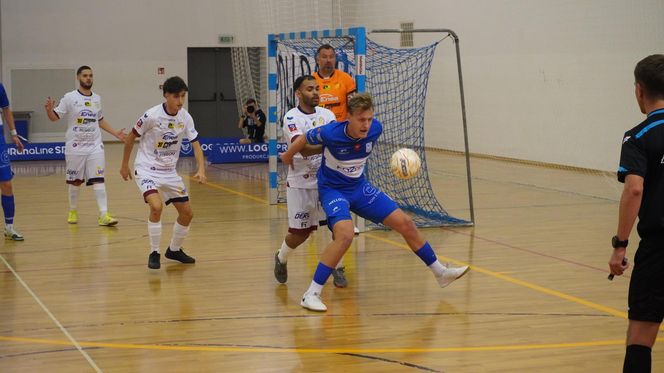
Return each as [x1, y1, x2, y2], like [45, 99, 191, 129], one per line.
[274, 252, 288, 284]
[332, 266, 348, 288]
[148, 251, 161, 269]
[165, 247, 195, 264]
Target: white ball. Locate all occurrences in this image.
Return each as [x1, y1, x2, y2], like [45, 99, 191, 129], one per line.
[390, 148, 421, 180]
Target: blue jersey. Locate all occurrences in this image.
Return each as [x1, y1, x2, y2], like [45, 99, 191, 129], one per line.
[305, 118, 382, 189]
[0, 83, 9, 109]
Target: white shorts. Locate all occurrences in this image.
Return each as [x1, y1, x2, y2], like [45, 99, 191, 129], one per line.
[287, 187, 326, 234]
[134, 169, 189, 205]
[65, 151, 105, 185]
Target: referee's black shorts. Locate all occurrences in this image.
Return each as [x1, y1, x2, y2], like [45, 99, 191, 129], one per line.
[628, 237, 664, 323]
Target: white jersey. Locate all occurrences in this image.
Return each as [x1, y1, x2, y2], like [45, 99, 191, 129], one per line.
[132, 103, 198, 175]
[53, 90, 104, 155]
[283, 106, 336, 189]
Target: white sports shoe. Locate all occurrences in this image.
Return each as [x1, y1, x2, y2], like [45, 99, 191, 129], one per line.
[300, 291, 327, 312]
[436, 265, 470, 288]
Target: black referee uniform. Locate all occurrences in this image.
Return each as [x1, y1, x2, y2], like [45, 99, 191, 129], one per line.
[617, 107, 664, 323]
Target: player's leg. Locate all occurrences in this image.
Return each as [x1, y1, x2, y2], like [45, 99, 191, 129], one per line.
[135, 171, 163, 269]
[0, 181, 22, 241]
[65, 153, 86, 224]
[355, 181, 469, 288]
[275, 187, 316, 283]
[623, 246, 663, 372]
[301, 187, 354, 311]
[85, 152, 117, 226]
[163, 174, 195, 264]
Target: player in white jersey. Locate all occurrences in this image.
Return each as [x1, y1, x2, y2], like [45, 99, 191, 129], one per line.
[120, 76, 206, 270]
[274, 75, 337, 284]
[45, 66, 126, 226]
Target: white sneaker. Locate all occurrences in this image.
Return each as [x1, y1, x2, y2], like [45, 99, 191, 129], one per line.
[300, 291, 327, 312]
[436, 265, 470, 288]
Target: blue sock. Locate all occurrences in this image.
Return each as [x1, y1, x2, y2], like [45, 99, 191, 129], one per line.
[2, 195, 14, 225]
[415, 242, 437, 266]
[313, 262, 335, 285]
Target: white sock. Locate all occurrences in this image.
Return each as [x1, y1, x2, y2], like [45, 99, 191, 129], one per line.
[92, 183, 108, 216]
[68, 185, 80, 210]
[5, 223, 13, 231]
[169, 221, 190, 251]
[277, 241, 296, 263]
[148, 220, 162, 253]
[429, 260, 446, 277]
[306, 280, 324, 295]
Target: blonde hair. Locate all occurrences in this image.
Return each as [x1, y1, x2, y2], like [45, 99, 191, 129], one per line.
[348, 93, 374, 115]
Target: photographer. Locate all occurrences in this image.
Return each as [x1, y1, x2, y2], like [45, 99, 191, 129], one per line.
[237, 98, 266, 144]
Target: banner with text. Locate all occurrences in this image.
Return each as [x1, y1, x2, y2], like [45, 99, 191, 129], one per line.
[207, 142, 288, 164]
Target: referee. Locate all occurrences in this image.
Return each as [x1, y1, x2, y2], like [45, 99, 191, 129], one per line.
[611, 54, 664, 373]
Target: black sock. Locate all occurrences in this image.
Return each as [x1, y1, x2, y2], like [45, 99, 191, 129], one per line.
[623, 344, 651, 373]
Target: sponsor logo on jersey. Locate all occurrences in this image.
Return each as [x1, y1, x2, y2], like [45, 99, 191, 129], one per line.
[366, 142, 372, 152]
[177, 122, 184, 129]
[168, 122, 175, 129]
[287, 123, 297, 132]
[319, 94, 337, 104]
[136, 119, 143, 128]
[286, 116, 294, 120]
[180, 138, 192, 155]
[96, 166, 104, 176]
[353, 143, 361, 152]
[338, 148, 350, 155]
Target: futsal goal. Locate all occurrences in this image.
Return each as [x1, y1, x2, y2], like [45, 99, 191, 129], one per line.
[267, 27, 474, 229]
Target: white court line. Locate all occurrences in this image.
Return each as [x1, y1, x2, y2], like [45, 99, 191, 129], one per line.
[0, 253, 102, 372]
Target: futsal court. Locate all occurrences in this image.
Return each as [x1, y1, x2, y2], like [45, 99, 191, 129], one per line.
[0, 143, 652, 372]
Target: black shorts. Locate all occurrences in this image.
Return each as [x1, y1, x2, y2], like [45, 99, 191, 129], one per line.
[628, 239, 664, 322]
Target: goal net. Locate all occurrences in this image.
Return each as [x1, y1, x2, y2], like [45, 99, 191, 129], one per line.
[268, 28, 472, 228]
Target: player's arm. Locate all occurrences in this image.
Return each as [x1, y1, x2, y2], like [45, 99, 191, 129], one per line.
[1, 106, 24, 152]
[191, 140, 207, 184]
[120, 130, 137, 181]
[99, 118, 127, 141]
[297, 135, 323, 157]
[280, 135, 307, 166]
[609, 174, 642, 276]
[44, 96, 61, 122]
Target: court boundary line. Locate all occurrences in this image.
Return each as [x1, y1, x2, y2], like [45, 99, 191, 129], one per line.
[0, 254, 103, 372]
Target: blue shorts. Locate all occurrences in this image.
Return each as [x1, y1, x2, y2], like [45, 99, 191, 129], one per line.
[319, 180, 399, 229]
[0, 145, 13, 182]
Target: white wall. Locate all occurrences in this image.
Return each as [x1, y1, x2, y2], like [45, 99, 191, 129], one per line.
[3, 0, 662, 170]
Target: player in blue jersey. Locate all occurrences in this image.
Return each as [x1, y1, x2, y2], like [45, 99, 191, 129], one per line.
[281, 93, 470, 311]
[0, 83, 24, 241]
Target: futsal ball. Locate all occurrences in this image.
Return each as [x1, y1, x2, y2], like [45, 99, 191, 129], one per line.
[390, 148, 421, 180]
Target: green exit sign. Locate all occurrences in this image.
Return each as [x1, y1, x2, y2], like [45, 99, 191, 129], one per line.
[218, 35, 234, 43]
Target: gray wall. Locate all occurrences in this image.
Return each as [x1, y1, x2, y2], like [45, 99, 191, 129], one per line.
[2, 0, 662, 170]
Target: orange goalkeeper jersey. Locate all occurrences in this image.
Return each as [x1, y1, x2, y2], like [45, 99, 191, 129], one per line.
[313, 70, 357, 122]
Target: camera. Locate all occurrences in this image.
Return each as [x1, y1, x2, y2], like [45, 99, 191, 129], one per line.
[246, 105, 255, 114]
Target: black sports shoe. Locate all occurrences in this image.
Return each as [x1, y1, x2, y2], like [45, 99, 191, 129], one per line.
[332, 266, 348, 288]
[148, 251, 161, 269]
[274, 251, 288, 284]
[165, 247, 196, 264]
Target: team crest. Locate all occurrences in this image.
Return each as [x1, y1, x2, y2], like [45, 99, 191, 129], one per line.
[168, 122, 175, 129]
[84, 101, 91, 107]
[353, 143, 361, 152]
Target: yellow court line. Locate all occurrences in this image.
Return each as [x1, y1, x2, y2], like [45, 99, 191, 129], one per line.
[0, 335, 645, 354]
[364, 233, 628, 319]
[194, 176, 629, 319]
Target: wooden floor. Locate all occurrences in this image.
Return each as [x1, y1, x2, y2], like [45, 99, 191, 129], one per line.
[0, 143, 658, 372]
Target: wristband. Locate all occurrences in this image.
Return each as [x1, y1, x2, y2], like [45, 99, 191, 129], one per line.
[10, 129, 17, 136]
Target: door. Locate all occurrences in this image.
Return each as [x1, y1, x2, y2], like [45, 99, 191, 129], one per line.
[187, 48, 240, 138]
